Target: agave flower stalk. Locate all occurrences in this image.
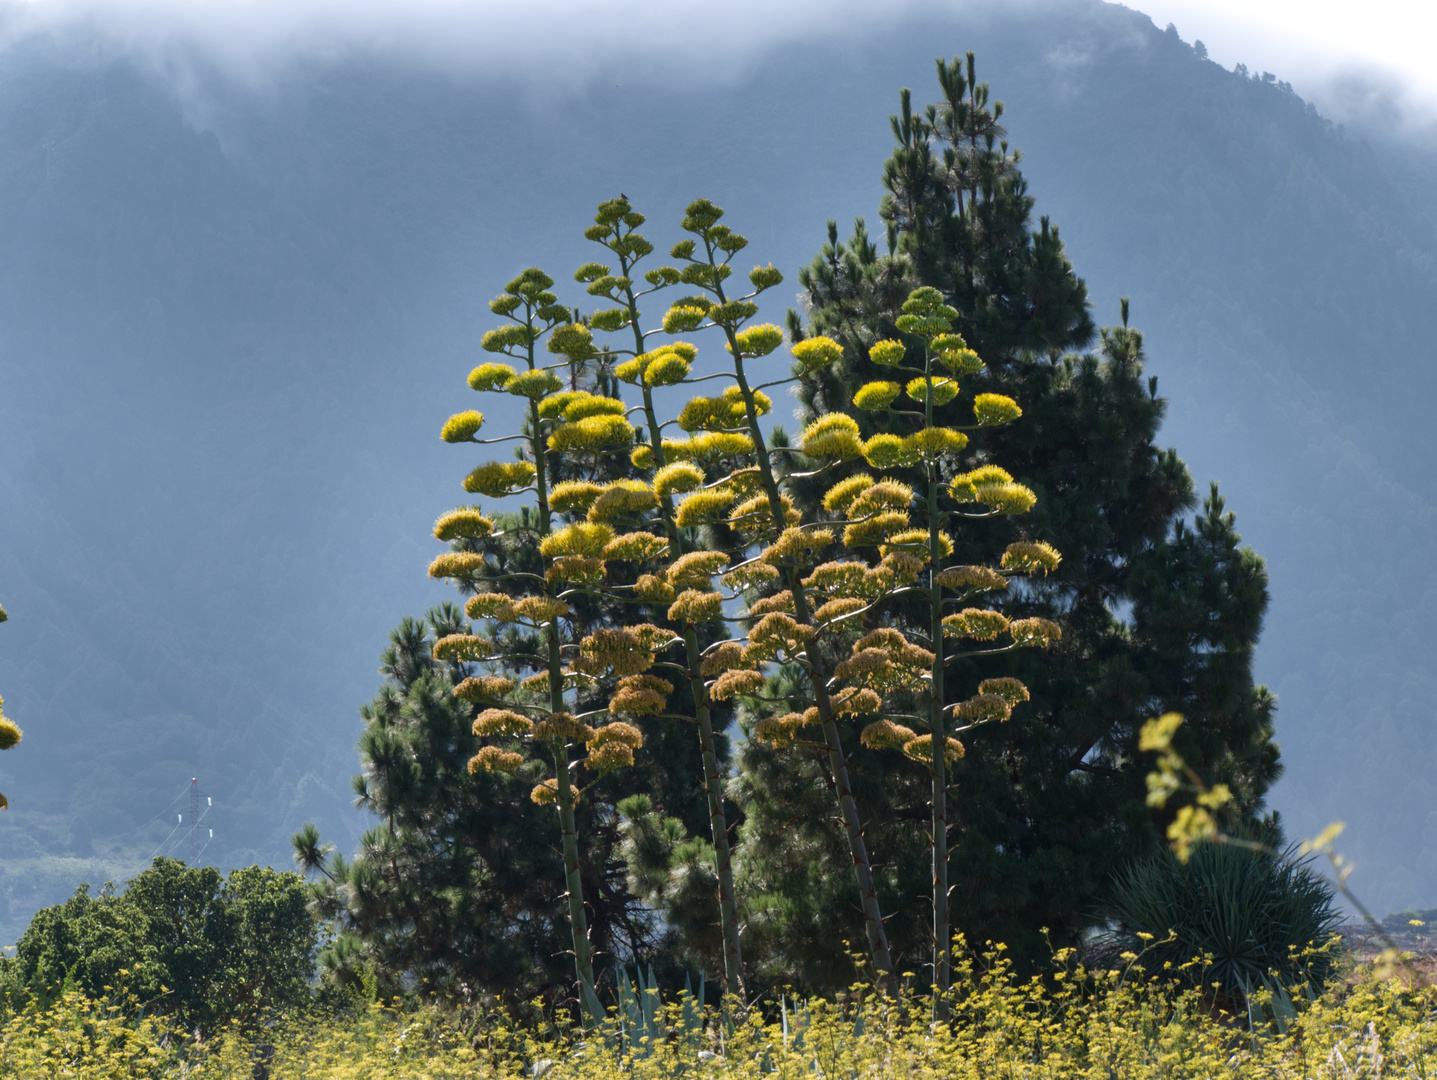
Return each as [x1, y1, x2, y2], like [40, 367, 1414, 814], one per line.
[836, 287, 1063, 993]
[662, 198, 898, 983]
[430, 266, 657, 1014]
[567, 197, 746, 997]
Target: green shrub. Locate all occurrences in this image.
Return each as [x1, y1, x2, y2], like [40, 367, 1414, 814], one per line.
[1102, 840, 1342, 1004]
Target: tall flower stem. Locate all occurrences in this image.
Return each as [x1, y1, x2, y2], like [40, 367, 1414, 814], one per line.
[924, 343, 950, 997]
[703, 241, 895, 985]
[617, 238, 745, 997]
[527, 325, 596, 1002]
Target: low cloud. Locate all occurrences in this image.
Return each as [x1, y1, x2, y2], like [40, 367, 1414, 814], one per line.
[9, 0, 942, 85]
[1136, 0, 1437, 133]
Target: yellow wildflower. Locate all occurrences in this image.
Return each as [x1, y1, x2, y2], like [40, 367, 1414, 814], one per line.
[848, 481, 914, 518]
[668, 550, 731, 590]
[585, 742, 636, 774]
[644, 350, 691, 386]
[745, 613, 814, 662]
[905, 427, 968, 456]
[759, 526, 833, 565]
[689, 431, 755, 458]
[464, 593, 510, 618]
[506, 369, 563, 399]
[590, 719, 646, 747]
[537, 390, 588, 420]
[833, 688, 882, 715]
[803, 561, 868, 594]
[733, 323, 784, 357]
[843, 511, 910, 548]
[879, 529, 953, 559]
[576, 628, 655, 677]
[564, 395, 626, 421]
[549, 480, 604, 515]
[813, 597, 867, 624]
[752, 712, 810, 746]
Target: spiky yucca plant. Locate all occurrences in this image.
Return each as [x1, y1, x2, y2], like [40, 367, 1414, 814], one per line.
[1103, 840, 1341, 1005]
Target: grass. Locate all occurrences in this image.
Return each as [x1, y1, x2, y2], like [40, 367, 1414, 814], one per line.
[3, 939, 1436, 1078]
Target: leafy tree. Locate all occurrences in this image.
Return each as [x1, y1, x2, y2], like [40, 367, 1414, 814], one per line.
[2, 858, 316, 1032]
[743, 53, 1279, 976]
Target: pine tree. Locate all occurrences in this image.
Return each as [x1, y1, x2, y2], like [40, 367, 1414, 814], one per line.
[743, 54, 1278, 975]
[294, 605, 656, 1002]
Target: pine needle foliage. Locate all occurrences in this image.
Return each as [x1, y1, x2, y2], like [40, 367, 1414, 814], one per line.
[769, 53, 1278, 976]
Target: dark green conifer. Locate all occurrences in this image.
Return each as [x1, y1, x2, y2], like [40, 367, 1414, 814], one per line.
[740, 55, 1278, 978]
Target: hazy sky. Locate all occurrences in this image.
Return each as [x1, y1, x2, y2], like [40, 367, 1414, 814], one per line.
[15, 0, 1434, 125]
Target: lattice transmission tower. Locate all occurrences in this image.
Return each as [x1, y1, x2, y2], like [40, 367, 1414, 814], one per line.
[181, 777, 213, 866]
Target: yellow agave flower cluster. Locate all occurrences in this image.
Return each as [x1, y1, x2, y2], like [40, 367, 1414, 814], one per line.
[426, 267, 689, 806]
[702, 287, 1064, 770]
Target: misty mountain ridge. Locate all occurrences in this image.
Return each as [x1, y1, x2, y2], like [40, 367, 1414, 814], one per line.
[1, 0, 1435, 942]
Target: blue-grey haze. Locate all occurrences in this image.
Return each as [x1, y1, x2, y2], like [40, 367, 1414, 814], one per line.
[0, 0, 1433, 942]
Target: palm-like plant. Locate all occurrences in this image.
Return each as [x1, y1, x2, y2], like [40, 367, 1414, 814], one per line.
[1102, 840, 1342, 1006]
